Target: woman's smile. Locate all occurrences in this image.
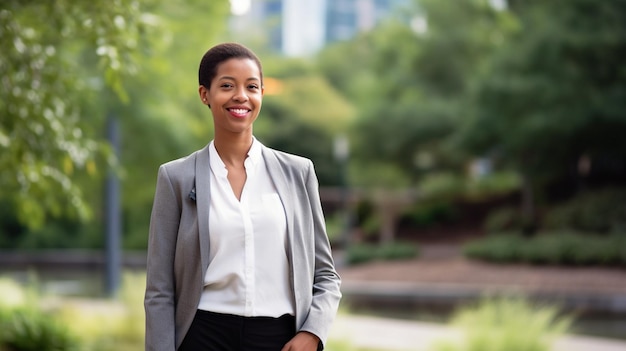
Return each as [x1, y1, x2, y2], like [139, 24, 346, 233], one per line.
[227, 106, 251, 118]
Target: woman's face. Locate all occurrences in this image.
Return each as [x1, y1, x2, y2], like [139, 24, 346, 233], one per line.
[199, 58, 264, 136]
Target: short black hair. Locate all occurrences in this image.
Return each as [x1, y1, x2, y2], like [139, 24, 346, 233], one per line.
[198, 42, 263, 89]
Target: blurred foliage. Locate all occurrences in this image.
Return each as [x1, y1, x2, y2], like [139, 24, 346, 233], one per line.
[0, 0, 161, 228]
[0, 277, 80, 351]
[483, 206, 524, 234]
[0, 0, 230, 248]
[2, 0, 626, 251]
[58, 273, 146, 351]
[346, 241, 418, 265]
[542, 187, 626, 234]
[257, 64, 355, 185]
[318, 0, 514, 184]
[0, 307, 79, 351]
[463, 171, 521, 200]
[457, 0, 626, 224]
[0, 273, 144, 351]
[319, 0, 626, 242]
[401, 200, 458, 229]
[399, 171, 519, 230]
[464, 232, 626, 265]
[484, 186, 626, 235]
[0, 274, 385, 351]
[433, 297, 572, 351]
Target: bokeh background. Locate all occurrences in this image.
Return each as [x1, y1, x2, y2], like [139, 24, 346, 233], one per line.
[1, 0, 625, 350]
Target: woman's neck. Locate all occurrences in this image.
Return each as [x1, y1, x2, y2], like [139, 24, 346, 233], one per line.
[213, 133, 253, 167]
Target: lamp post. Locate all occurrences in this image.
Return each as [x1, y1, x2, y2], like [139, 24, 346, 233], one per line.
[333, 134, 351, 263]
[105, 112, 121, 298]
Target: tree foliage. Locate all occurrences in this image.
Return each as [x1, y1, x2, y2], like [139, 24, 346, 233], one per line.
[318, 0, 512, 186]
[461, 0, 626, 181]
[0, 0, 158, 228]
[3, 0, 625, 248]
[457, 0, 626, 229]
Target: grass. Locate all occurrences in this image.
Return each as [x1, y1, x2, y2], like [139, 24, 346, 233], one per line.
[1, 274, 576, 351]
[431, 297, 572, 351]
[1, 273, 390, 351]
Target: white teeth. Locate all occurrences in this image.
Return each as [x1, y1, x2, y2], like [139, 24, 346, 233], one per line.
[230, 108, 248, 115]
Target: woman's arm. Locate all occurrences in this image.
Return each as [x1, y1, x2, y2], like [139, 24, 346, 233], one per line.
[145, 165, 181, 351]
[299, 160, 342, 349]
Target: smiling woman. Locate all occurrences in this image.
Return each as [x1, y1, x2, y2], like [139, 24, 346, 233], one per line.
[144, 43, 342, 351]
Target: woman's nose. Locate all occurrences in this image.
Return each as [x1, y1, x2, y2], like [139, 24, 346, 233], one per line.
[232, 88, 248, 102]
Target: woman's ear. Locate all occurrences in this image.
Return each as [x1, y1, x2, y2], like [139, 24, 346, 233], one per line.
[198, 85, 210, 108]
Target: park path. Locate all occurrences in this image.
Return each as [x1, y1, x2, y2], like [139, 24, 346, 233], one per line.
[329, 314, 626, 351]
[332, 243, 626, 350]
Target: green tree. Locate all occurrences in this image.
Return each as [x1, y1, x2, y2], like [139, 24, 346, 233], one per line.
[0, 0, 158, 228]
[459, 0, 626, 231]
[0, 0, 231, 248]
[318, 0, 512, 187]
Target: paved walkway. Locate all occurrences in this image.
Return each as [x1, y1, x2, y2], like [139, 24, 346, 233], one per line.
[336, 244, 626, 314]
[329, 314, 626, 351]
[332, 243, 626, 350]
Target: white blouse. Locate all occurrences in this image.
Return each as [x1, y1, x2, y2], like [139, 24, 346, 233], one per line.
[197, 139, 295, 317]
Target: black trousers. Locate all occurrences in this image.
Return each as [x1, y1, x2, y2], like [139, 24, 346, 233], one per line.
[178, 310, 296, 351]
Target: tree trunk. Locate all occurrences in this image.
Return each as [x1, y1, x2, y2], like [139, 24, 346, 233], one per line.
[520, 171, 537, 236]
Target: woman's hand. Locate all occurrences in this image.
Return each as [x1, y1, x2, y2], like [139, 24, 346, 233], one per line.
[281, 331, 320, 351]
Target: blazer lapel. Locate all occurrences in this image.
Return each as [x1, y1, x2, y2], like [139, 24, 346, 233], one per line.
[195, 144, 211, 277]
[262, 147, 296, 259]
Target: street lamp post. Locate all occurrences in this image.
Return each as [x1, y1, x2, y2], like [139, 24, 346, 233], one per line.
[333, 134, 351, 264]
[105, 113, 121, 298]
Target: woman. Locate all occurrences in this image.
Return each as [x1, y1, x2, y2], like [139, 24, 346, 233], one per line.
[144, 42, 342, 351]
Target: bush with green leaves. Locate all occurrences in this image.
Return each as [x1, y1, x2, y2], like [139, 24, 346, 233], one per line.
[346, 241, 418, 265]
[482, 207, 524, 234]
[543, 187, 626, 234]
[464, 232, 626, 265]
[0, 273, 146, 351]
[402, 200, 459, 228]
[432, 298, 572, 351]
[463, 171, 521, 201]
[0, 278, 80, 351]
[0, 307, 80, 351]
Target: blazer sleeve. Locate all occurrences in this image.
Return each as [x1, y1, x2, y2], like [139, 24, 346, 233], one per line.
[299, 160, 342, 347]
[144, 165, 180, 351]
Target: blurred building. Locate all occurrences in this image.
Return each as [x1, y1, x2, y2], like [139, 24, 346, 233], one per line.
[229, 0, 409, 57]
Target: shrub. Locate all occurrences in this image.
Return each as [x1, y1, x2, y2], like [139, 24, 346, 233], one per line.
[464, 171, 521, 200]
[58, 272, 146, 351]
[543, 187, 626, 234]
[377, 241, 419, 261]
[463, 233, 525, 263]
[0, 273, 146, 351]
[432, 298, 572, 351]
[402, 200, 458, 228]
[0, 276, 81, 351]
[463, 231, 626, 266]
[1, 307, 80, 351]
[483, 207, 524, 233]
[419, 172, 465, 200]
[346, 241, 418, 265]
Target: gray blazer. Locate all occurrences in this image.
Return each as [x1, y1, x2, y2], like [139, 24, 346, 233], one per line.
[144, 142, 342, 350]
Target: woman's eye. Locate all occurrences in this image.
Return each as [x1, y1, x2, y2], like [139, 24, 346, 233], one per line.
[221, 83, 233, 88]
[248, 85, 259, 90]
